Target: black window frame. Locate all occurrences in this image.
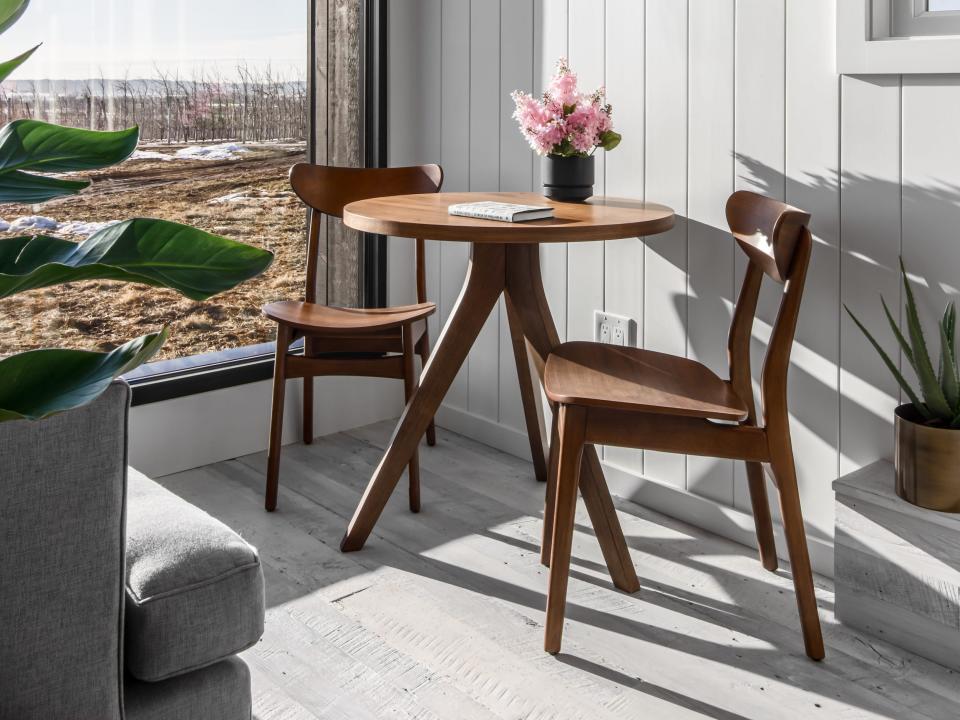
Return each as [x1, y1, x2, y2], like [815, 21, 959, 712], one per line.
[129, 0, 388, 407]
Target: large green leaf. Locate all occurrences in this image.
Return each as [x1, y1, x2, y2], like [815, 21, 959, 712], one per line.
[0, 330, 166, 422]
[0, 120, 139, 174]
[0, 0, 28, 36]
[0, 168, 89, 203]
[0, 42, 39, 83]
[0, 218, 274, 300]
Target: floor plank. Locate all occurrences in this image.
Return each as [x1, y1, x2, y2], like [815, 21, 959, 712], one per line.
[154, 421, 960, 720]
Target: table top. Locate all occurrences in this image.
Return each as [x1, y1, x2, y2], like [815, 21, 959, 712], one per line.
[342, 191, 675, 244]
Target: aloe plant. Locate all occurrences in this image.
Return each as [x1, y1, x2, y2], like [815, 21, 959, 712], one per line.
[845, 258, 960, 427]
[0, 0, 273, 422]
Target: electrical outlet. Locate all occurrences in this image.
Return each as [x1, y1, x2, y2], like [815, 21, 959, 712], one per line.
[593, 310, 637, 347]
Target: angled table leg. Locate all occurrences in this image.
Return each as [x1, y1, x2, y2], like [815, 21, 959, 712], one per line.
[340, 243, 507, 552]
[505, 295, 549, 483]
[504, 244, 641, 594]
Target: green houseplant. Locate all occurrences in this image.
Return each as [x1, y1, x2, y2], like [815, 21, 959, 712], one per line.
[0, 0, 273, 422]
[846, 259, 960, 512]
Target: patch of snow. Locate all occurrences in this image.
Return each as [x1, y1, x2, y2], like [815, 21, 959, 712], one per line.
[208, 189, 297, 205]
[130, 149, 173, 162]
[209, 191, 250, 204]
[1, 216, 122, 237]
[58, 219, 122, 237]
[9, 215, 58, 232]
[175, 142, 249, 161]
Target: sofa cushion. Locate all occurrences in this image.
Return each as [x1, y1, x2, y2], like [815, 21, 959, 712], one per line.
[125, 469, 264, 682]
[124, 656, 252, 720]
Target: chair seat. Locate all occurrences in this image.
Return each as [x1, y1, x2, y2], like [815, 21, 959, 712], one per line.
[263, 300, 436, 334]
[544, 341, 749, 421]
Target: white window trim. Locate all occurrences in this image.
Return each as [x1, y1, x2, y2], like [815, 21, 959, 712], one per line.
[839, 0, 960, 74]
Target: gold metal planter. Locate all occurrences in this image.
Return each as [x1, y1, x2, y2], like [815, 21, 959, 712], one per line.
[895, 404, 960, 513]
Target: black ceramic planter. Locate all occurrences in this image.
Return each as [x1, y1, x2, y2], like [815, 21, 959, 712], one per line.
[542, 154, 595, 202]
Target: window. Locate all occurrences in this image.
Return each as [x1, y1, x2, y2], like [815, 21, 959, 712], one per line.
[0, 1, 381, 401]
[839, 0, 960, 73]
[892, 0, 960, 37]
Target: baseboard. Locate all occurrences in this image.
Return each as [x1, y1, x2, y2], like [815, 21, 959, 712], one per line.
[435, 403, 836, 578]
[130, 376, 402, 478]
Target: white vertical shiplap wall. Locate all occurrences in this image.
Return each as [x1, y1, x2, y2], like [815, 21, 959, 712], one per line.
[388, 0, 960, 575]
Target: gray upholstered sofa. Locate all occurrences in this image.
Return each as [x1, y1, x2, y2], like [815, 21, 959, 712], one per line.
[0, 382, 265, 720]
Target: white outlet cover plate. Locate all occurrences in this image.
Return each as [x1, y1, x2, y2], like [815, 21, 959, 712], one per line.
[593, 310, 638, 347]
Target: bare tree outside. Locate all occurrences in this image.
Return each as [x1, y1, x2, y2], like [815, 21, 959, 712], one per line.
[0, 64, 309, 362]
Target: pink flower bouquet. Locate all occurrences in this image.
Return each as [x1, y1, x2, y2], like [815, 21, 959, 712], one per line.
[511, 58, 621, 158]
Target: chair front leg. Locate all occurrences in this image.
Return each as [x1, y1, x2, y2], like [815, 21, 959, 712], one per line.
[266, 323, 293, 512]
[541, 409, 561, 567]
[402, 323, 422, 513]
[545, 404, 587, 654]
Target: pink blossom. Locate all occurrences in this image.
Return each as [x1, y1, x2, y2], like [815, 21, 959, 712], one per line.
[547, 58, 579, 106]
[510, 58, 619, 157]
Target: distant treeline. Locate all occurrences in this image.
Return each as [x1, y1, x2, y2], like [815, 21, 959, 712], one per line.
[0, 66, 307, 144]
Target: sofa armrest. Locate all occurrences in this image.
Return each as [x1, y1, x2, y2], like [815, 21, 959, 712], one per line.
[0, 382, 129, 720]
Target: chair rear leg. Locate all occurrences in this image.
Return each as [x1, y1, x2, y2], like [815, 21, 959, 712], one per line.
[303, 376, 314, 445]
[266, 324, 293, 512]
[417, 329, 437, 447]
[770, 452, 825, 660]
[545, 405, 587, 654]
[541, 409, 561, 567]
[403, 325, 422, 513]
[745, 460, 778, 572]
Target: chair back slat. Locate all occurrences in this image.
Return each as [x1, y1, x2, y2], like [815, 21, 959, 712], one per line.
[290, 163, 443, 219]
[291, 164, 443, 305]
[726, 190, 810, 284]
[725, 191, 813, 427]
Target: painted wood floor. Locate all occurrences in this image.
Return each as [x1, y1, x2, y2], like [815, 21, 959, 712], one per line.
[156, 421, 960, 720]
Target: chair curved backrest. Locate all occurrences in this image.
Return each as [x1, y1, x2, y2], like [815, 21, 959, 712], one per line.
[725, 191, 813, 429]
[289, 164, 444, 304]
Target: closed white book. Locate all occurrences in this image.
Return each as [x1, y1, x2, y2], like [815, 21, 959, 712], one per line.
[448, 201, 555, 223]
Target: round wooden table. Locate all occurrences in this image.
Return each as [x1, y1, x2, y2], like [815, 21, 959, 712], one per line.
[340, 191, 675, 593]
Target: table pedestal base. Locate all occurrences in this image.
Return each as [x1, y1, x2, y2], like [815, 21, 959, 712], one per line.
[340, 242, 640, 594]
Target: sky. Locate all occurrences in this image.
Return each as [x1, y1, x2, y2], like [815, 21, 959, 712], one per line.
[3, 0, 307, 80]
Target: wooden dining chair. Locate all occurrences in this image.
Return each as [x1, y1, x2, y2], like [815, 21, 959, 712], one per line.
[539, 190, 824, 660]
[262, 164, 443, 514]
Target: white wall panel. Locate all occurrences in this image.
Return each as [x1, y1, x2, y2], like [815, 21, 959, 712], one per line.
[439, 0, 472, 410]
[840, 76, 902, 477]
[602, 0, 646, 473]
[534, 0, 569, 341]
[785, 0, 840, 540]
[643, 0, 688, 487]
[902, 76, 960, 418]
[467, 0, 502, 421]
[733, 0, 786, 515]
[566, 0, 606, 343]
[686, 0, 735, 503]
[498, 0, 536, 431]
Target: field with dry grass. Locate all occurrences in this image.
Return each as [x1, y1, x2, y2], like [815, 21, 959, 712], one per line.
[0, 142, 307, 362]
